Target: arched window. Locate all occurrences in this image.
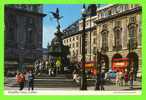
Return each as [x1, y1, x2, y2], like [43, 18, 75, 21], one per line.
[25, 17, 35, 49]
[113, 21, 122, 51]
[101, 24, 108, 52]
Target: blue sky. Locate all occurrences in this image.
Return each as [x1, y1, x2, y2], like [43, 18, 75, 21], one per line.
[42, 4, 106, 48]
[43, 4, 83, 48]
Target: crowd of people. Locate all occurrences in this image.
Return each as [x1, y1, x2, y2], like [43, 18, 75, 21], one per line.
[104, 68, 135, 89]
[15, 70, 34, 91]
[72, 67, 135, 90]
[34, 59, 61, 76]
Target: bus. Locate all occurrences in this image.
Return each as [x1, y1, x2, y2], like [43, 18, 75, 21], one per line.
[112, 58, 129, 72]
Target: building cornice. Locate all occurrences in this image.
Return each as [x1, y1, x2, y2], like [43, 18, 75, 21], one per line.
[94, 6, 142, 25]
[5, 6, 47, 17]
[63, 26, 96, 39]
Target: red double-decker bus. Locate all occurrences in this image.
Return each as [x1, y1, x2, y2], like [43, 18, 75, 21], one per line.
[112, 58, 129, 72]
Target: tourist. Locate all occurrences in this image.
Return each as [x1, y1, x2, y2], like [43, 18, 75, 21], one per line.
[115, 71, 120, 86]
[119, 71, 124, 86]
[129, 68, 134, 89]
[72, 69, 80, 84]
[25, 71, 29, 88]
[19, 72, 26, 90]
[28, 70, 35, 91]
[124, 71, 129, 86]
[16, 72, 21, 89]
[100, 70, 105, 90]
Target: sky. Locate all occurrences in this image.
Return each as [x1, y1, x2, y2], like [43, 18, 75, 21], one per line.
[43, 4, 83, 48]
[42, 4, 106, 48]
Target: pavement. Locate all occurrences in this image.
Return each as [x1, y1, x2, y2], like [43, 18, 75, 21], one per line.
[4, 84, 141, 91]
[4, 77, 141, 91]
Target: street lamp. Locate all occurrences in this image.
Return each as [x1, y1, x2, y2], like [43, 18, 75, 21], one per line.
[87, 4, 97, 61]
[128, 38, 131, 73]
[95, 49, 105, 90]
[95, 49, 101, 90]
[80, 4, 87, 90]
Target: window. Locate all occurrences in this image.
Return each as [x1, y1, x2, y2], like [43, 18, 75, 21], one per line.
[8, 27, 15, 41]
[102, 33, 108, 47]
[85, 40, 87, 46]
[101, 31, 108, 52]
[93, 30, 97, 36]
[64, 40, 66, 44]
[101, 11, 105, 18]
[93, 47, 97, 54]
[72, 43, 75, 48]
[73, 37, 75, 41]
[85, 33, 88, 38]
[115, 21, 121, 27]
[116, 5, 121, 13]
[113, 21, 122, 50]
[76, 42, 78, 47]
[108, 10, 112, 16]
[85, 48, 87, 54]
[76, 36, 78, 40]
[129, 16, 136, 24]
[72, 50, 75, 56]
[98, 13, 101, 19]
[114, 29, 122, 50]
[86, 22, 89, 26]
[131, 4, 135, 9]
[76, 49, 78, 55]
[25, 17, 35, 48]
[124, 4, 129, 10]
[93, 38, 96, 44]
[7, 14, 16, 41]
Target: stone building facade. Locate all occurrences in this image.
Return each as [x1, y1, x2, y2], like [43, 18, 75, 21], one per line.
[63, 4, 142, 77]
[4, 4, 46, 73]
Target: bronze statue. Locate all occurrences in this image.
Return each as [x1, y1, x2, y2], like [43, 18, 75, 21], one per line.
[50, 8, 63, 31]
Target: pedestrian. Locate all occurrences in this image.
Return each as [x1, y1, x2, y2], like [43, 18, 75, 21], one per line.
[25, 71, 29, 88]
[48, 68, 51, 76]
[124, 71, 129, 86]
[73, 69, 77, 81]
[28, 70, 35, 91]
[19, 72, 25, 90]
[129, 69, 134, 89]
[16, 72, 21, 88]
[115, 71, 120, 86]
[119, 71, 124, 86]
[72, 69, 80, 84]
[51, 68, 55, 76]
[100, 70, 105, 90]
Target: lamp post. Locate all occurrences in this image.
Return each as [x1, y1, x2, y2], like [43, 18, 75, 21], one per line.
[128, 38, 131, 73]
[80, 4, 87, 90]
[87, 4, 97, 61]
[95, 49, 101, 90]
[95, 49, 106, 90]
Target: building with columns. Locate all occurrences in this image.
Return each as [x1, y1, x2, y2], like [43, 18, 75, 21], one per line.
[4, 4, 46, 74]
[63, 4, 142, 77]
